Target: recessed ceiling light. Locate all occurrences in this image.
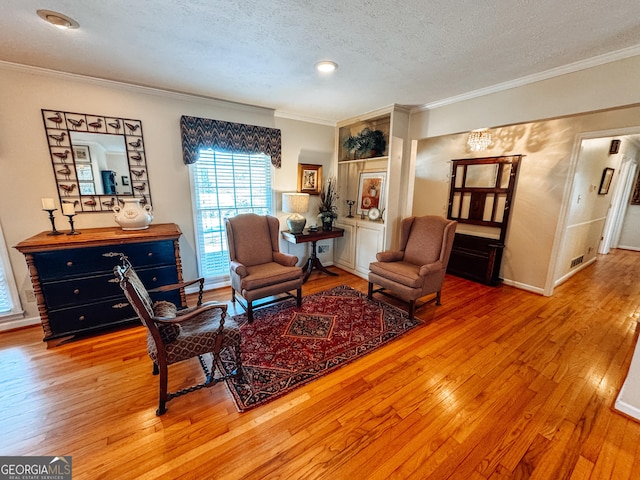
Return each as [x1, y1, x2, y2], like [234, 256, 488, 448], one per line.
[315, 61, 338, 73]
[37, 9, 79, 29]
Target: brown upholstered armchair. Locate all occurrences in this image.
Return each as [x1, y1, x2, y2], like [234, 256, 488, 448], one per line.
[114, 254, 242, 415]
[368, 215, 457, 319]
[225, 213, 303, 322]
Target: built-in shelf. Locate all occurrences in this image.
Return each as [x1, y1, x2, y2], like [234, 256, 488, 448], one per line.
[338, 156, 388, 164]
[333, 105, 411, 279]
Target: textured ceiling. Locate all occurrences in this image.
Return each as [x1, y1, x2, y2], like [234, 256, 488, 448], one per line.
[2, 0, 640, 123]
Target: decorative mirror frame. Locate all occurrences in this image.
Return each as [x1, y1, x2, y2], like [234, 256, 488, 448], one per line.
[447, 155, 521, 243]
[41, 109, 152, 213]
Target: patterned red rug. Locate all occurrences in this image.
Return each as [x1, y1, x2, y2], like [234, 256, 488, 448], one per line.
[219, 285, 423, 412]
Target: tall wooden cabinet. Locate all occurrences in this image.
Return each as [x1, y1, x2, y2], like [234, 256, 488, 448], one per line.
[333, 105, 412, 278]
[15, 223, 184, 341]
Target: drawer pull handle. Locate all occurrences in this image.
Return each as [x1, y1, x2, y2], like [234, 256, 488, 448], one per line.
[112, 303, 129, 309]
[67, 261, 73, 267]
[73, 289, 80, 295]
[148, 252, 153, 257]
[79, 315, 85, 321]
[152, 277, 157, 282]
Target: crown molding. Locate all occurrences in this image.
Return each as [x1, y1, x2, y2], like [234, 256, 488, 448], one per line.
[412, 44, 640, 113]
[274, 110, 336, 126]
[0, 60, 276, 116]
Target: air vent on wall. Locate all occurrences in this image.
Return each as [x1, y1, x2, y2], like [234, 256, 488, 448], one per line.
[570, 255, 584, 268]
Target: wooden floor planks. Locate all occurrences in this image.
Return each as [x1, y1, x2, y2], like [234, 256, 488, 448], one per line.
[1, 248, 640, 479]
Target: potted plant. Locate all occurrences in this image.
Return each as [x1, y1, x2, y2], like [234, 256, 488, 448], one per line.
[343, 128, 387, 159]
[343, 135, 359, 160]
[318, 176, 338, 230]
[360, 128, 386, 157]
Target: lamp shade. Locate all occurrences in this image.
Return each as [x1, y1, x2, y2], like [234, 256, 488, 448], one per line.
[282, 193, 309, 233]
[282, 193, 309, 214]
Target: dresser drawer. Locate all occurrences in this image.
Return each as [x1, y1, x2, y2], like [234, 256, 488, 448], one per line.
[34, 240, 176, 281]
[15, 223, 183, 341]
[47, 298, 139, 335]
[46, 288, 181, 337]
[42, 265, 180, 310]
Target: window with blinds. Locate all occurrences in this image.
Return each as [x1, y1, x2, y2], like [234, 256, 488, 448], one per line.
[0, 264, 13, 314]
[0, 222, 21, 318]
[191, 149, 273, 281]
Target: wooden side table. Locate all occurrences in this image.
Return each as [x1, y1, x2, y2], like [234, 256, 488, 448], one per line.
[281, 227, 344, 283]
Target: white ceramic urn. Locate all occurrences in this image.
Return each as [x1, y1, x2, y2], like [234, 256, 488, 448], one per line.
[113, 198, 153, 230]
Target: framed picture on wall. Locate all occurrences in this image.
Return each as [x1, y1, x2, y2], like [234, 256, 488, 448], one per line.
[73, 145, 91, 163]
[631, 172, 640, 205]
[297, 163, 322, 195]
[598, 167, 615, 195]
[357, 171, 386, 215]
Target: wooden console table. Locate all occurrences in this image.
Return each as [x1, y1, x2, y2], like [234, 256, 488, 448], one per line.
[281, 227, 344, 283]
[15, 223, 184, 341]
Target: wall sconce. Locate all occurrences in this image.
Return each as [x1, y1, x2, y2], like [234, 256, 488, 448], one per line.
[282, 193, 309, 234]
[467, 129, 492, 152]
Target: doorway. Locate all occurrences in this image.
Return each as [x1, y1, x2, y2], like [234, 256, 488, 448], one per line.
[551, 131, 640, 292]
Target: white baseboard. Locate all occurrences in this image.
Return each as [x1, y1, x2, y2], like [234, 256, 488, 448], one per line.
[615, 332, 640, 421]
[0, 315, 41, 332]
[501, 278, 545, 295]
[617, 245, 640, 252]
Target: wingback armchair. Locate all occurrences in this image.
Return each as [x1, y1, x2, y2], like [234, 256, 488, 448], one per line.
[368, 215, 457, 319]
[225, 213, 303, 322]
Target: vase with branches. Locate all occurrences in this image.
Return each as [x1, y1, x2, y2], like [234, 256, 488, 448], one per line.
[318, 176, 338, 230]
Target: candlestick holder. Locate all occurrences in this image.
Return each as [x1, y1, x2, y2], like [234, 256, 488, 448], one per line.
[43, 209, 64, 236]
[64, 214, 81, 235]
[346, 200, 355, 218]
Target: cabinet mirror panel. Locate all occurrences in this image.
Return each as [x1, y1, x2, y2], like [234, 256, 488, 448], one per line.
[464, 163, 499, 188]
[447, 156, 520, 230]
[42, 110, 152, 213]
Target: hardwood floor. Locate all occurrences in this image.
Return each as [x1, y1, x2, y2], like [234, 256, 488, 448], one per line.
[1, 249, 639, 479]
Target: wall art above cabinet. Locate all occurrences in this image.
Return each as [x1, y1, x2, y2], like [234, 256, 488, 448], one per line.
[42, 109, 152, 213]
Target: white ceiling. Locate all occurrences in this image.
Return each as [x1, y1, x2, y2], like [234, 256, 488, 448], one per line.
[2, 0, 640, 123]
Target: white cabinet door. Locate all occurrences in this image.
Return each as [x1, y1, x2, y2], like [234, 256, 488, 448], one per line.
[334, 222, 355, 270]
[355, 223, 385, 275]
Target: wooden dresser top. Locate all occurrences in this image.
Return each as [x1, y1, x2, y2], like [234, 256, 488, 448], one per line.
[14, 223, 182, 253]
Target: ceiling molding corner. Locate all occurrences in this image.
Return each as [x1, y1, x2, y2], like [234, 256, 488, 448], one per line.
[0, 60, 276, 116]
[413, 44, 640, 112]
[274, 110, 336, 127]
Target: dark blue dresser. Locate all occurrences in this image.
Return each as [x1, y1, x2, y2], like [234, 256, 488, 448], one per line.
[15, 223, 184, 341]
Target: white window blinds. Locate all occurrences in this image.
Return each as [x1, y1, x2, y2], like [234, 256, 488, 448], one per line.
[191, 149, 272, 280]
[0, 221, 21, 318]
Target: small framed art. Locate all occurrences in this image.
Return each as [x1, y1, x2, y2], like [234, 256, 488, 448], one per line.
[356, 171, 386, 215]
[598, 167, 615, 195]
[297, 163, 322, 195]
[73, 145, 91, 163]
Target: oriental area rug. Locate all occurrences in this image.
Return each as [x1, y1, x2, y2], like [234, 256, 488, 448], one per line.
[219, 285, 423, 412]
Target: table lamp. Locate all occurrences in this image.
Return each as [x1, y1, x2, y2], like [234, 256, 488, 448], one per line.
[282, 192, 309, 234]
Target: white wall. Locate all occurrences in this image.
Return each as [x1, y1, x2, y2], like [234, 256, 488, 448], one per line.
[0, 64, 334, 323]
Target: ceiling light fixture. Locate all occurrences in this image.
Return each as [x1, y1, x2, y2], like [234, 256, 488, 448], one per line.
[37, 9, 79, 29]
[467, 129, 492, 152]
[315, 61, 338, 73]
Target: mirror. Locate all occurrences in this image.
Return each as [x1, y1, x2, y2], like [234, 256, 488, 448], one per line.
[42, 109, 152, 213]
[464, 164, 499, 188]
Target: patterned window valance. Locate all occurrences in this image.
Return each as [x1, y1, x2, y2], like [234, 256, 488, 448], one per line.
[180, 115, 281, 167]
